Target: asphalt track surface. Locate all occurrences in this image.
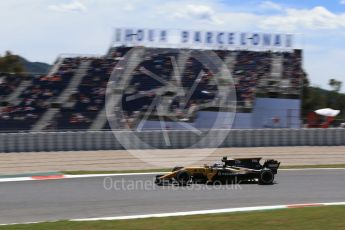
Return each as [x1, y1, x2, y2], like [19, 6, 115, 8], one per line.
[0, 169, 345, 225]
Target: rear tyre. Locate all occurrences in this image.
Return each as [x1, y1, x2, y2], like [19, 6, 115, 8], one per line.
[175, 170, 191, 186]
[258, 169, 274, 185]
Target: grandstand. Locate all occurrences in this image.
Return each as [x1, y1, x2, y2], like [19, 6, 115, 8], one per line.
[0, 45, 305, 131]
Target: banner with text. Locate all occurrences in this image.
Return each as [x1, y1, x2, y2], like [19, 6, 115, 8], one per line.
[112, 28, 298, 50]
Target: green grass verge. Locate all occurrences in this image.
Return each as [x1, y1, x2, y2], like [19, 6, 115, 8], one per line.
[62, 168, 170, 175]
[62, 164, 345, 175]
[1, 206, 345, 230]
[280, 164, 345, 169]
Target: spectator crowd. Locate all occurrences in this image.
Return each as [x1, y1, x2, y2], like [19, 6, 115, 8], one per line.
[0, 47, 305, 131]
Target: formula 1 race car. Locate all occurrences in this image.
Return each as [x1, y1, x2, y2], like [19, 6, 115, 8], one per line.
[155, 157, 280, 186]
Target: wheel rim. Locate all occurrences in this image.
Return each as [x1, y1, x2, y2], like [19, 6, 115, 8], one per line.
[261, 171, 273, 184]
[178, 172, 190, 184]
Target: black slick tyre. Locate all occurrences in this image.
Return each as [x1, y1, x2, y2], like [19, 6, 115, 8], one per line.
[258, 169, 274, 185]
[175, 170, 191, 186]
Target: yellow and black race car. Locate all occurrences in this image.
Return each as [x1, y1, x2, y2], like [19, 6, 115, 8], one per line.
[155, 157, 280, 186]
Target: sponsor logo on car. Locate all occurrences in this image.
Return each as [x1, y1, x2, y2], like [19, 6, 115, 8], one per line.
[218, 172, 234, 176]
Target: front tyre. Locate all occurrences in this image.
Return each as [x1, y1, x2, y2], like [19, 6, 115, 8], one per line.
[155, 175, 164, 185]
[175, 170, 191, 186]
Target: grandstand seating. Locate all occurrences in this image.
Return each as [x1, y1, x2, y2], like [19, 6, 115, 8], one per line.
[0, 47, 305, 131]
[0, 58, 78, 130]
[56, 58, 114, 129]
[0, 73, 23, 98]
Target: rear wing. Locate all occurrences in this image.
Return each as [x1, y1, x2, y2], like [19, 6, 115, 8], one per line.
[222, 157, 280, 173]
[263, 160, 280, 174]
[222, 157, 262, 170]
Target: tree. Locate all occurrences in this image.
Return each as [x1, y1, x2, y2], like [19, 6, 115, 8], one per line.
[329, 78, 342, 92]
[0, 51, 24, 74]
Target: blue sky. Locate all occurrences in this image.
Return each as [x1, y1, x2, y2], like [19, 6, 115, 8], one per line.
[0, 0, 344, 91]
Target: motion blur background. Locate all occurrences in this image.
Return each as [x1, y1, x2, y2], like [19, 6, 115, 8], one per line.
[0, 0, 344, 133]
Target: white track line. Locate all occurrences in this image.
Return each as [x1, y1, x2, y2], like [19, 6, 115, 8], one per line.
[280, 168, 345, 171]
[1, 202, 345, 226]
[72, 205, 287, 221]
[0, 221, 41, 226]
[64, 172, 164, 178]
[0, 172, 164, 183]
[0, 177, 34, 183]
[71, 202, 345, 221]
